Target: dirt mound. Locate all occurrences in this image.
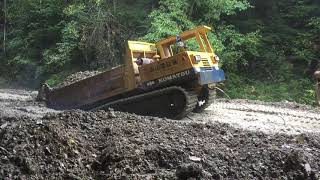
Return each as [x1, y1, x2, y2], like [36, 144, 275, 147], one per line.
[1, 110, 319, 179]
[54, 70, 101, 89]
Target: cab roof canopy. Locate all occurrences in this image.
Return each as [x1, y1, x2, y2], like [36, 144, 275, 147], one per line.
[156, 25, 212, 46]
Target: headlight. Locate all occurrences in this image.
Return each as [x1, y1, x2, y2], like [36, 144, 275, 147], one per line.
[194, 55, 202, 62]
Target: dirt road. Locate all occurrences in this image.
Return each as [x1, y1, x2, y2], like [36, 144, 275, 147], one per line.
[1, 89, 319, 135]
[0, 89, 319, 179]
[200, 99, 320, 135]
[0, 89, 58, 118]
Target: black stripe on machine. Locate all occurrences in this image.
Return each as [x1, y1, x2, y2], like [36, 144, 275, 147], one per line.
[143, 69, 195, 88]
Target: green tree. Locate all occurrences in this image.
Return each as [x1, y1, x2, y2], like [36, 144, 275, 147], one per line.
[144, 0, 260, 72]
[2, 0, 153, 86]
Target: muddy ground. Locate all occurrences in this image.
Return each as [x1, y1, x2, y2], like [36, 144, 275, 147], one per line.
[0, 89, 320, 179]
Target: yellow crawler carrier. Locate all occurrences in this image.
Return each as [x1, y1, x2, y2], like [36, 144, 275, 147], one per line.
[43, 26, 225, 119]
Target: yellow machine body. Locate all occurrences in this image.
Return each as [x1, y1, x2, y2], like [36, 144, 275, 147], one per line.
[125, 25, 224, 92]
[45, 25, 225, 115]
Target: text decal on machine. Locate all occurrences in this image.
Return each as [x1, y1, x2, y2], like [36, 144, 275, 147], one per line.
[146, 69, 191, 87]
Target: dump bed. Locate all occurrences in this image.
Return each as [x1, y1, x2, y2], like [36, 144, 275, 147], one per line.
[46, 65, 127, 110]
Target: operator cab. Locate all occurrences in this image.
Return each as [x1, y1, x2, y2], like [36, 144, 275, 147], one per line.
[125, 26, 225, 89]
[155, 26, 224, 85]
[156, 26, 220, 64]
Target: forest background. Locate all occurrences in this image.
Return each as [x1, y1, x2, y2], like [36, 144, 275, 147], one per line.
[1, 0, 319, 105]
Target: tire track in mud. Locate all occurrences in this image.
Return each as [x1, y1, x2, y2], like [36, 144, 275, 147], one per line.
[214, 101, 320, 120]
[2, 88, 320, 135]
[200, 100, 320, 135]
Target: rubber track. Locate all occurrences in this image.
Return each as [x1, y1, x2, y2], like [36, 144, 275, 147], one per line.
[193, 89, 216, 113]
[176, 89, 198, 119]
[91, 86, 198, 120]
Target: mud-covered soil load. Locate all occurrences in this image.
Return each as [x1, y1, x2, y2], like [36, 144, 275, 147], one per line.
[1, 110, 319, 179]
[54, 70, 101, 89]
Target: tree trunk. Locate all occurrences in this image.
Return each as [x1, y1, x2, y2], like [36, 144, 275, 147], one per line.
[316, 80, 320, 106]
[189, 0, 196, 17]
[113, 0, 116, 13]
[3, 0, 7, 56]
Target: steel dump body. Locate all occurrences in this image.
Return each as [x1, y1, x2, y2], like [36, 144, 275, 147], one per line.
[47, 66, 127, 110]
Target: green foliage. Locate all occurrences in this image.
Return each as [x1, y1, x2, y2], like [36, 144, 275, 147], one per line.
[143, 0, 194, 42]
[3, 0, 153, 86]
[42, 21, 80, 73]
[45, 74, 67, 87]
[1, 0, 319, 105]
[225, 73, 316, 105]
[188, 0, 251, 23]
[309, 17, 320, 31]
[215, 25, 261, 71]
[143, 0, 260, 74]
[222, 0, 320, 105]
[4, 0, 67, 82]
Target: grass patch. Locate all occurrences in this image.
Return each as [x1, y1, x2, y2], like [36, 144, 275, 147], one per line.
[225, 73, 317, 105]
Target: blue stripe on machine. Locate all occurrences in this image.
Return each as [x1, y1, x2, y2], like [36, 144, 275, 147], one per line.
[199, 67, 225, 84]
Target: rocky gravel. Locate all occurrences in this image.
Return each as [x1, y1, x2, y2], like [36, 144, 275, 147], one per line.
[0, 89, 320, 179]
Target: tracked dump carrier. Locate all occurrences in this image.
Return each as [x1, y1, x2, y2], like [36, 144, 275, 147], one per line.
[43, 26, 225, 119]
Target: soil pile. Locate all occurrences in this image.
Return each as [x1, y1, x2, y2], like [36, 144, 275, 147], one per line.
[1, 110, 319, 179]
[54, 71, 101, 89]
